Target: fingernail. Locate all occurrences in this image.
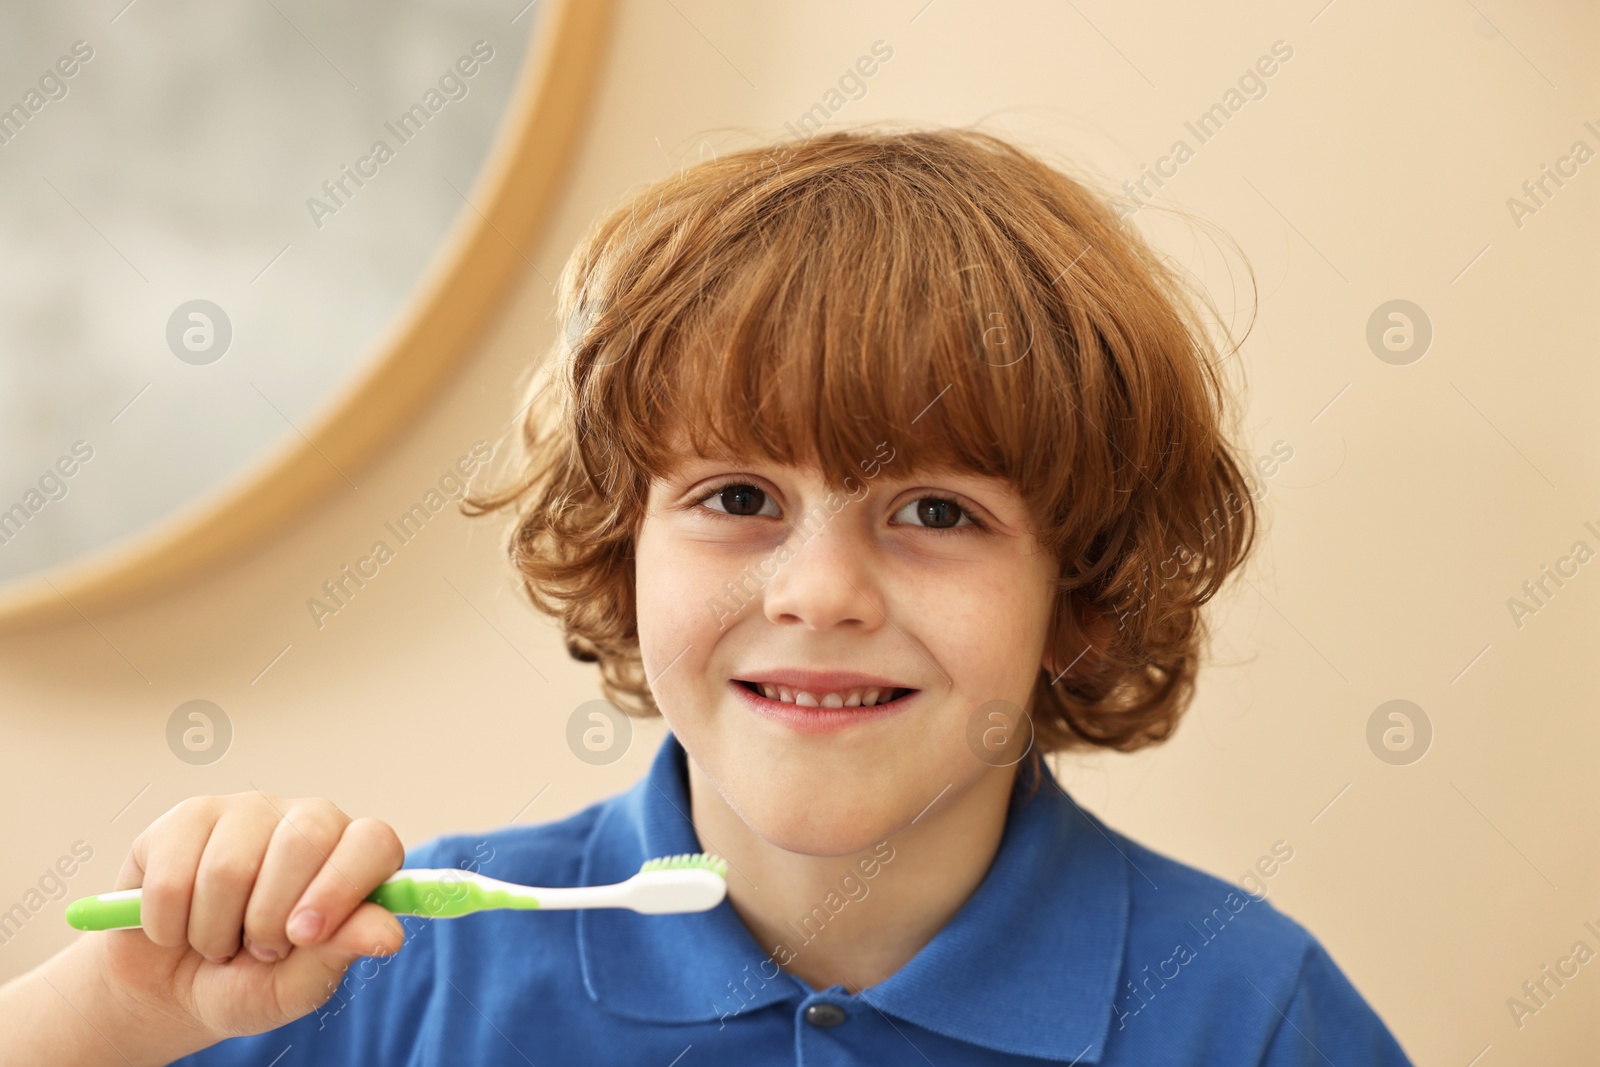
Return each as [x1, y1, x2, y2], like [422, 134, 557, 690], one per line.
[205, 953, 234, 965]
[247, 941, 280, 963]
[287, 909, 324, 943]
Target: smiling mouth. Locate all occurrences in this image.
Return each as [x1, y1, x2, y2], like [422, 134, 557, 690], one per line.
[734, 679, 916, 708]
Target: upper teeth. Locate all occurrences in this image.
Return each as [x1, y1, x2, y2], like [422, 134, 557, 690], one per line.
[755, 684, 899, 707]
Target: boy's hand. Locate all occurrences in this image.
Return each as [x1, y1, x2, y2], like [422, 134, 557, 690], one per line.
[92, 793, 407, 1042]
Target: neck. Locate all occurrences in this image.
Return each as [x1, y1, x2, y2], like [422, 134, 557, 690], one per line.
[685, 756, 1019, 993]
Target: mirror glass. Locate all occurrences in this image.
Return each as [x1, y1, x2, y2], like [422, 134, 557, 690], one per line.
[0, 0, 538, 586]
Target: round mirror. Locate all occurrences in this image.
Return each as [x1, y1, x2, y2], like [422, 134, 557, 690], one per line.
[0, 0, 610, 624]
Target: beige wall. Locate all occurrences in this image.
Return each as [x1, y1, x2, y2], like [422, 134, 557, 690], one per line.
[4, 2, 1597, 1063]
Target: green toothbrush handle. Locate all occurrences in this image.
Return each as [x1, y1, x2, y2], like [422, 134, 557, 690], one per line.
[63, 873, 534, 932]
[63, 872, 532, 932]
[365, 871, 540, 918]
[64, 890, 143, 932]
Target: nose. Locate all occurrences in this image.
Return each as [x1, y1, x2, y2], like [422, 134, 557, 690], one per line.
[759, 502, 883, 632]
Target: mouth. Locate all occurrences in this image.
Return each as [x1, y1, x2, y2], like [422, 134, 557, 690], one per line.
[731, 678, 918, 708]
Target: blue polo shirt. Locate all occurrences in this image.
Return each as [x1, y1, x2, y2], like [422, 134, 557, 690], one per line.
[174, 732, 1412, 1065]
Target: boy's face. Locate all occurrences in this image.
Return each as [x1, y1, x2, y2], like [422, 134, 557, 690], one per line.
[634, 447, 1061, 856]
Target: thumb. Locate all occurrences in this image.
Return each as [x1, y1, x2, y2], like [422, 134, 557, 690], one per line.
[271, 903, 407, 1022]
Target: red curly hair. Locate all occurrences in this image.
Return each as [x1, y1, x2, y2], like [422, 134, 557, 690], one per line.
[464, 124, 1262, 788]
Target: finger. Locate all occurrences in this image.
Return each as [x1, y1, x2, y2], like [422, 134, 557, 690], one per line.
[270, 902, 406, 1024]
[186, 804, 279, 963]
[136, 800, 220, 949]
[117, 804, 170, 893]
[242, 798, 349, 963]
[285, 818, 405, 949]
[114, 839, 145, 893]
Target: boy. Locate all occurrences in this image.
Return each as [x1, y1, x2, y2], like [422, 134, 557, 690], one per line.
[0, 127, 1413, 1064]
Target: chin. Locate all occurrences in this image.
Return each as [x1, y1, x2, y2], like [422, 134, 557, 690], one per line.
[672, 692, 987, 856]
[750, 811, 903, 858]
[713, 751, 928, 857]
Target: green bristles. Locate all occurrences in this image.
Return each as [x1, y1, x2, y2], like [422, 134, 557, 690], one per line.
[639, 852, 728, 878]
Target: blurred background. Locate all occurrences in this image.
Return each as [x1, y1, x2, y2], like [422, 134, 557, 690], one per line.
[1, 1, 1596, 1062]
[0, 0, 530, 584]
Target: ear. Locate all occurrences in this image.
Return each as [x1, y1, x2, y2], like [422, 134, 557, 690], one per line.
[1042, 600, 1116, 680]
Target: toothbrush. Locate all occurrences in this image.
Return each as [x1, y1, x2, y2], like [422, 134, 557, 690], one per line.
[64, 852, 729, 932]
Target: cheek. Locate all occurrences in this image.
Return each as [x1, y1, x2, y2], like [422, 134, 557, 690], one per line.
[634, 529, 696, 649]
[633, 523, 730, 703]
[901, 554, 1055, 702]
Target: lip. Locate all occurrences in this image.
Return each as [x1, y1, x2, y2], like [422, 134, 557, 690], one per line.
[728, 679, 917, 735]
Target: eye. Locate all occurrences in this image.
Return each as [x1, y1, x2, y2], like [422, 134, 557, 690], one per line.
[697, 482, 781, 518]
[891, 496, 978, 531]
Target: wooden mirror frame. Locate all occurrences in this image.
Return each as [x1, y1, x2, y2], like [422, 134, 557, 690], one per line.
[0, 0, 614, 630]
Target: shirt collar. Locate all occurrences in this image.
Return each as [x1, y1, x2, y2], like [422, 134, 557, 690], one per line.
[577, 731, 1130, 1063]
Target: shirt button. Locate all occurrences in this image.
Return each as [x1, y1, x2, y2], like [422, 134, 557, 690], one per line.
[803, 1002, 847, 1028]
